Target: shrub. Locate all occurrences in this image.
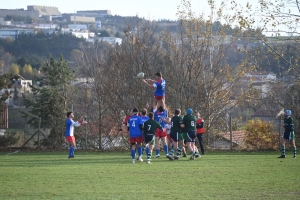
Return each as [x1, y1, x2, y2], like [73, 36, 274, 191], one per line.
[244, 119, 278, 150]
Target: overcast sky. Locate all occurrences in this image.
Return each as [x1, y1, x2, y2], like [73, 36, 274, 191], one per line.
[1, 0, 259, 20]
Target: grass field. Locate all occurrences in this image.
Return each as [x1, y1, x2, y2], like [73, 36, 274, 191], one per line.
[0, 151, 299, 200]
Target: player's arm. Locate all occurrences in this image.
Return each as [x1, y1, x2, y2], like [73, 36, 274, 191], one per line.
[161, 117, 171, 124]
[145, 78, 156, 83]
[142, 79, 155, 88]
[180, 117, 185, 128]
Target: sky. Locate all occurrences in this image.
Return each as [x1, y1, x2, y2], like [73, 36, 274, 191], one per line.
[1, 0, 260, 21]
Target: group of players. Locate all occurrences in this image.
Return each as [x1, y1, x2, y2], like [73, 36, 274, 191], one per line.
[124, 72, 205, 164]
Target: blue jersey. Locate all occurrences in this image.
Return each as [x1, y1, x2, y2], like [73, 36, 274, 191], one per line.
[154, 110, 167, 128]
[141, 116, 150, 124]
[153, 79, 166, 97]
[128, 115, 143, 138]
[65, 118, 81, 137]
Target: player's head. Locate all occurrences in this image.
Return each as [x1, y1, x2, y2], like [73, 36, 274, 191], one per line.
[196, 111, 200, 118]
[158, 105, 164, 112]
[148, 112, 154, 119]
[141, 108, 147, 116]
[286, 110, 291, 116]
[67, 111, 74, 118]
[186, 108, 193, 115]
[166, 117, 171, 123]
[175, 109, 181, 115]
[132, 108, 139, 115]
[155, 72, 162, 80]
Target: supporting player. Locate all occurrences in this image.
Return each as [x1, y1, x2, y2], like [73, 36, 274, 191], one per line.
[180, 108, 197, 160]
[142, 72, 166, 111]
[65, 112, 87, 158]
[278, 110, 297, 158]
[127, 108, 144, 163]
[143, 112, 169, 163]
[140, 108, 149, 157]
[153, 105, 172, 160]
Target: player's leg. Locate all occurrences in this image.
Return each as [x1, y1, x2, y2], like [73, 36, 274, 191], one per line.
[137, 137, 144, 162]
[291, 132, 296, 158]
[155, 129, 161, 157]
[130, 138, 137, 163]
[278, 136, 287, 158]
[67, 136, 76, 158]
[197, 134, 205, 155]
[153, 96, 158, 111]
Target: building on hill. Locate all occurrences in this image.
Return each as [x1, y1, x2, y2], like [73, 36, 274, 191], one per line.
[76, 10, 112, 19]
[62, 14, 95, 23]
[0, 28, 34, 39]
[0, 9, 39, 20]
[27, 5, 61, 17]
[97, 37, 122, 45]
[210, 130, 246, 150]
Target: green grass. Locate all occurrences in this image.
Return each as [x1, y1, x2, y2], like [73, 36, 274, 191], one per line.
[0, 151, 299, 200]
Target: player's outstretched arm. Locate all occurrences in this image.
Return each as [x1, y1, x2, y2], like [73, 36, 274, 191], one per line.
[142, 79, 154, 88]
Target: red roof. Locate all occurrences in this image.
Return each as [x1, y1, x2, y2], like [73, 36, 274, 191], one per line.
[219, 130, 246, 145]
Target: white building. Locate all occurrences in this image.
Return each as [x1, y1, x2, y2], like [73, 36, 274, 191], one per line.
[0, 28, 34, 39]
[98, 37, 122, 45]
[245, 72, 276, 82]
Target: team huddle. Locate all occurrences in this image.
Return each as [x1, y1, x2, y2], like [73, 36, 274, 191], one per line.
[124, 72, 205, 164]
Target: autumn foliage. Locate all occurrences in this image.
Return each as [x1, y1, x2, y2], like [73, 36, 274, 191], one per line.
[244, 119, 278, 150]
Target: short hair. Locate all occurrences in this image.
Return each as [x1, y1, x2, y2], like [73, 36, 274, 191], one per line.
[148, 112, 154, 119]
[175, 109, 181, 115]
[141, 108, 147, 115]
[155, 72, 162, 77]
[67, 112, 73, 118]
[132, 108, 139, 114]
[158, 106, 164, 112]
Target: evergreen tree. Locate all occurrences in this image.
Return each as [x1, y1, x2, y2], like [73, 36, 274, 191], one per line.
[20, 56, 74, 148]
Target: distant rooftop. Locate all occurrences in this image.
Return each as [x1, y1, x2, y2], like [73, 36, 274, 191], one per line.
[27, 5, 61, 16]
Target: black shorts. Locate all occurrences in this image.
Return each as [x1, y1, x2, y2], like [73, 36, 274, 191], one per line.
[144, 134, 155, 144]
[283, 131, 295, 141]
[170, 132, 181, 142]
[185, 131, 196, 142]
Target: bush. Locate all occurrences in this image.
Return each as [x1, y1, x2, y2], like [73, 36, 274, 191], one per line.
[244, 119, 278, 150]
[0, 131, 20, 147]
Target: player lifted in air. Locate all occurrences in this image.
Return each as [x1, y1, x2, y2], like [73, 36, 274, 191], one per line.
[127, 108, 144, 163]
[142, 72, 166, 111]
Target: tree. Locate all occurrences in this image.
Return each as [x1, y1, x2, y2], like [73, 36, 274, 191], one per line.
[9, 64, 20, 75]
[99, 30, 110, 37]
[22, 64, 33, 79]
[20, 56, 75, 148]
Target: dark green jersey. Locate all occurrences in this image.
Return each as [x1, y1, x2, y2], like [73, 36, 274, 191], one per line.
[284, 116, 294, 131]
[143, 119, 162, 135]
[171, 115, 182, 132]
[182, 114, 196, 131]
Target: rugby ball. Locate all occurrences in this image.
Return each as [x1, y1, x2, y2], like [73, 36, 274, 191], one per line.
[137, 72, 145, 79]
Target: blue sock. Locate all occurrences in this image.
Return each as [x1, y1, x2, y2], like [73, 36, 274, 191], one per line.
[131, 150, 136, 159]
[156, 149, 160, 155]
[146, 147, 149, 155]
[138, 147, 142, 157]
[69, 147, 73, 157]
[72, 147, 75, 156]
[164, 145, 168, 155]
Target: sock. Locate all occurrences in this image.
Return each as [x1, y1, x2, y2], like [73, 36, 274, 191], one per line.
[146, 147, 149, 155]
[131, 150, 136, 159]
[147, 152, 152, 160]
[142, 147, 144, 155]
[156, 149, 160, 155]
[170, 149, 174, 155]
[176, 148, 182, 156]
[69, 147, 73, 157]
[195, 151, 199, 155]
[164, 145, 168, 155]
[72, 147, 75, 156]
[138, 147, 142, 157]
[281, 145, 285, 156]
[293, 147, 297, 157]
